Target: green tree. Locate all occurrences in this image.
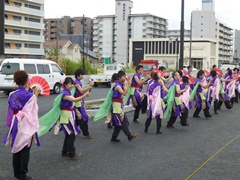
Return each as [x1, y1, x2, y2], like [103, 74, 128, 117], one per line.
[44, 47, 60, 62]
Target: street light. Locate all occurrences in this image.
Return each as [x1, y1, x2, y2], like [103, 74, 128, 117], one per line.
[189, 12, 192, 66]
[80, 14, 87, 73]
[179, 0, 185, 70]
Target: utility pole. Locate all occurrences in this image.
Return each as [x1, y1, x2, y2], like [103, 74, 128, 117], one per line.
[179, 0, 185, 70]
[176, 38, 179, 70]
[189, 12, 192, 66]
[0, 0, 5, 58]
[56, 18, 59, 63]
[81, 15, 85, 73]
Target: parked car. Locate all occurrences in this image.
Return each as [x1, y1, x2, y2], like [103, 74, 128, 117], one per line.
[0, 58, 65, 95]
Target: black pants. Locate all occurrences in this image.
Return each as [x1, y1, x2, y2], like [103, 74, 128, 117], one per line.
[217, 100, 232, 110]
[112, 114, 131, 139]
[235, 90, 239, 103]
[145, 115, 162, 133]
[133, 94, 147, 120]
[78, 120, 89, 136]
[193, 107, 211, 117]
[167, 108, 188, 126]
[209, 100, 218, 113]
[13, 146, 31, 179]
[62, 134, 76, 158]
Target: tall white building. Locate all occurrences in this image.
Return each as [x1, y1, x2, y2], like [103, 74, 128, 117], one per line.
[192, 10, 233, 64]
[234, 30, 240, 59]
[202, 0, 215, 11]
[4, 0, 45, 59]
[93, 0, 168, 65]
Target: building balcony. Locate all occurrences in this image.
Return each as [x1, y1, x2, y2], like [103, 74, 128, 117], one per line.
[5, 4, 44, 17]
[93, 37, 99, 41]
[5, 19, 44, 30]
[5, 33, 44, 42]
[93, 42, 99, 47]
[5, 48, 44, 55]
[93, 31, 98, 35]
[26, 0, 44, 4]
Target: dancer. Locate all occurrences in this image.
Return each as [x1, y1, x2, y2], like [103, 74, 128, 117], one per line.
[74, 69, 94, 139]
[217, 71, 234, 110]
[106, 73, 119, 129]
[193, 70, 212, 118]
[144, 72, 168, 134]
[166, 72, 190, 128]
[127, 65, 150, 124]
[233, 68, 240, 103]
[207, 70, 220, 114]
[223, 69, 236, 106]
[111, 70, 137, 142]
[57, 77, 90, 159]
[3, 70, 40, 180]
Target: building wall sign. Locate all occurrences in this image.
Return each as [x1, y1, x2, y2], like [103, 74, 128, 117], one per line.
[123, 3, 126, 20]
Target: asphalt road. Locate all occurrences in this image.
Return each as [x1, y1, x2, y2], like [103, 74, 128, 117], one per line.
[1, 87, 240, 180]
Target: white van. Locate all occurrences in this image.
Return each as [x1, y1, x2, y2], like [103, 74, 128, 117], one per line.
[0, 58, 65, 94]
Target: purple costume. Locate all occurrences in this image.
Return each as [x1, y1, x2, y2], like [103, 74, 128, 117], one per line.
[128, 72, 142, 107]
[74, 79, 88, 121]
[59, 88, 81, 135]
[147, 80, 164, 119]
[194, 78, 210, 109]
[112, 81, 125, 127]
[3, 86, 40, 148]
[208, 76, 218, 102]
[169, 80, 186, 117]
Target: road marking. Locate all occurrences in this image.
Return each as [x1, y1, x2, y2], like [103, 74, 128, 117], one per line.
[186, 134, 240, 180]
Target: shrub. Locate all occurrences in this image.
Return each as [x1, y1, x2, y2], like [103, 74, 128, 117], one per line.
[58, 58, 97, 75]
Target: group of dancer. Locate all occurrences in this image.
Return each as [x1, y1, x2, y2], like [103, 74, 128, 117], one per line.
[2, 64, 240, 179]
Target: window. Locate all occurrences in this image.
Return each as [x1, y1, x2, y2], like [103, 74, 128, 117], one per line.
[16, 43, 21, 49]
[5, 43, 10, 48]
[25, 44, 40, 48]
[14, 2, 21, 7]
[24, 64, 36, 74]
[13, 15, 22, 21]
[37, 64, 50, 74]
[106, 65, 117, 71]
[25, 4, 40, 10]
[51, 64, 61, 73]
[13, 29, 21, 34]
[25, 17, 40, 23]
[0, 63, 20, 75]
[25, 30, 40, 35]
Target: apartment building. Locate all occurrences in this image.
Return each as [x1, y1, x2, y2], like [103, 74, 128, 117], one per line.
[192, 10, 233, 64]
[234, 30, 240, 59]
[93, 0, 168, 65]
[4, 0, 45, 59]
[44, 16, 93, 51]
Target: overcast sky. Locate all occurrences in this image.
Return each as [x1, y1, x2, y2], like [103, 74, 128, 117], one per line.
[44, 0, 240, 30]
